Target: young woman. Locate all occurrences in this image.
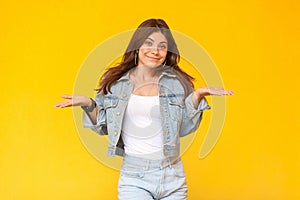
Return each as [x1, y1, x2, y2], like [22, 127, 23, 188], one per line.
[55, 18, 233, 200]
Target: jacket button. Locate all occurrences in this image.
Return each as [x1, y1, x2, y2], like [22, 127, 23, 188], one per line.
[114, 131, 118, 136]
[121, 93, 127, 98]
[116, 112, 120, 116]
[164, 130, 169, 134]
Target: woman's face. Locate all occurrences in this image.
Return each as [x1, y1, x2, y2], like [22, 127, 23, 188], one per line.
[137, 31, 168, 68]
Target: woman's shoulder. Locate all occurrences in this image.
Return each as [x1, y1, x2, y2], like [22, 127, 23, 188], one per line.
[160, 69, 193, 96]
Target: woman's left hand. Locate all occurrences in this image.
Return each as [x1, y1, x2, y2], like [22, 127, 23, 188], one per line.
[192, 86, 234, 108]
[194, 86, 234, 98]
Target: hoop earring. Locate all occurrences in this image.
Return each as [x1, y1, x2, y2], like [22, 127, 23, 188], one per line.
[134, 52, 138, 65]
[162, 61, 166, 68]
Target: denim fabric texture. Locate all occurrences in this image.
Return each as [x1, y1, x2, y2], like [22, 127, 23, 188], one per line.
[118, 154, 188, 200]
[82, 71, 210, 158]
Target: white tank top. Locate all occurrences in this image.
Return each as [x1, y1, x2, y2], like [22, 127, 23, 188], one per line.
[121, 94, 165, 160]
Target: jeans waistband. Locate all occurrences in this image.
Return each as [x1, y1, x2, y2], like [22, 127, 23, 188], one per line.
[123, 154, 181, 169]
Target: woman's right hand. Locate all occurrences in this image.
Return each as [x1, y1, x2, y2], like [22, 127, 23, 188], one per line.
[54, 94, 91, 108]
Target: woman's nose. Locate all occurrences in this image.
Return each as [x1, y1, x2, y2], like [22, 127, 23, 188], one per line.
[151, 47, 159, 54]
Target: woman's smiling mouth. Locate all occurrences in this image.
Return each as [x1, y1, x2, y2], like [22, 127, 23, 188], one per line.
[146, 55, 161, 61]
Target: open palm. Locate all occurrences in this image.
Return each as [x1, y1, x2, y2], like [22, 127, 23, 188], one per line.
[54, 94, 90, 108]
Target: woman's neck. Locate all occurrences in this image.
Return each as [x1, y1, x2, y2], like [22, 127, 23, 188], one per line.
[131, 65, 157, 81]
[130, 66, 160, 96]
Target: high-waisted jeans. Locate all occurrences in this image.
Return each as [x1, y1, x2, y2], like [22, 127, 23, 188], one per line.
[118, 154, 188, 200]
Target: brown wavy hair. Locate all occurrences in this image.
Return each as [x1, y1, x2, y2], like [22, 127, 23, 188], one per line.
[97, 18, 194, 95]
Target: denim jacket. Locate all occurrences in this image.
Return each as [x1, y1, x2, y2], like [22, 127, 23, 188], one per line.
[83, 71, 210, 158]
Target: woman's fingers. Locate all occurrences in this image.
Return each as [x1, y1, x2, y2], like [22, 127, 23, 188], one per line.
[54, 100, 73, 108]
[54, 94, 90, 108]
[205, 87, 234, 96]
[61, 94, 73, 99]
[226, 90, 234, 95]
[54, 94, 75, 108]
[54, 101, 64, 108]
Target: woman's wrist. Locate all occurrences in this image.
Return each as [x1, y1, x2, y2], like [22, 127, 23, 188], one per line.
[193, 91, 204, 102]
[192, 91, 204, 109]
[86, 97, 92, 107]
[81, 98, 96, 112]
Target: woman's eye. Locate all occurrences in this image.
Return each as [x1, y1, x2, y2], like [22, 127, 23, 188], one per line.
[159, 45, 167, 49]
[144, 41, 152, 46]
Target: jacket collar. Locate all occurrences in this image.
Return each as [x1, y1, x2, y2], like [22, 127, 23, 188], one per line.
[117, 69, 177, 82]
[118, 71, 130, 81]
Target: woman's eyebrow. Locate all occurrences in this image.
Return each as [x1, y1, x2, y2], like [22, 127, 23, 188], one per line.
[146, 37, 168, 44]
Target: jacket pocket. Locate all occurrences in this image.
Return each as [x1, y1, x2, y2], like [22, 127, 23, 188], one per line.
[167, 95, 184, 121]
[103, 96, 119, 123]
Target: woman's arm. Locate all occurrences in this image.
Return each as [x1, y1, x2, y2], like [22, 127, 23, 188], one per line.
[54, 94, 98, 124]
[192, 86, 234, 108]
[179, 86, 233, 137]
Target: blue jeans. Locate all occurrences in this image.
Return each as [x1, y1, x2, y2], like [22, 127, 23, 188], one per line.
[118, 154, 188, 200]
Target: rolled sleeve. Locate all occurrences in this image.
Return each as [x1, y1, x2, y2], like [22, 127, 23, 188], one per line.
[185, 93, 211, 117]
[179, 93, 211, 137]
[82, 92, 108, 135]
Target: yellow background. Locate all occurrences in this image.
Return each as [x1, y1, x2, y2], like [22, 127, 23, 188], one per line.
[1, 0, 299, 199]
